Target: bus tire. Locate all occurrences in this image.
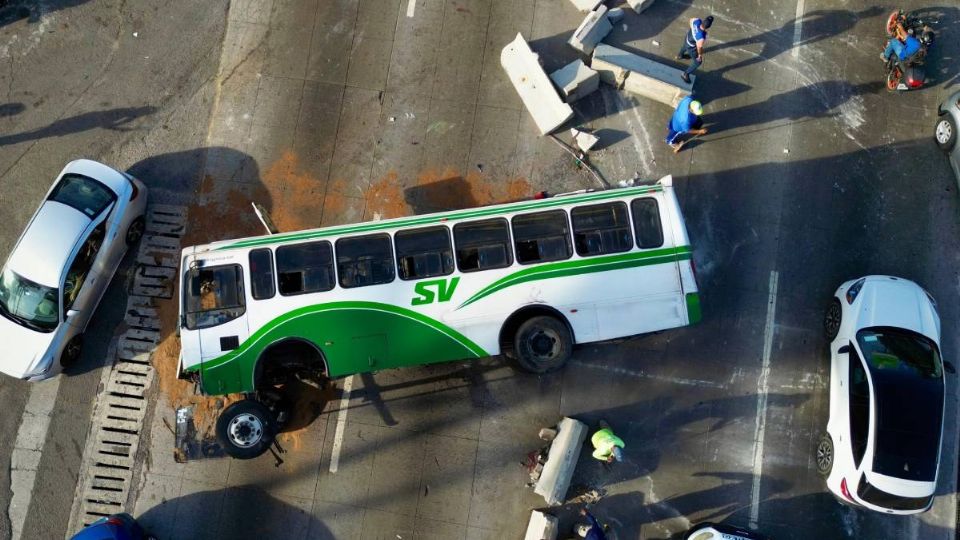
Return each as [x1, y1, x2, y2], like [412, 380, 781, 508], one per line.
[216, 399, 277, 460]
[513, 316, 572, 374]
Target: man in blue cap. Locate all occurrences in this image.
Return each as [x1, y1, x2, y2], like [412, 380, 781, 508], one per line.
[666, 96, 707, 153]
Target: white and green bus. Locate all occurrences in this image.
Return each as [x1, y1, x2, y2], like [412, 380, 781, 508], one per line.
[178, 175, 699, 457]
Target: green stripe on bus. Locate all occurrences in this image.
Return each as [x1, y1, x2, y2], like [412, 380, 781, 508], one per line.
[196, 301, 488, 394]
[216, 185, 663, 251]
[457, 246, 692, 309]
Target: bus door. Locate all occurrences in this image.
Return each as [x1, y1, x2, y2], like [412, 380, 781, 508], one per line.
[182, 259, 250, 390]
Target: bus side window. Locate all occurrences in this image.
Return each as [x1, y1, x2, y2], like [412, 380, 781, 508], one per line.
[395, 226, 454, 280]
[630, 198, 664, 249]
[336, 233, 395, 288]
[453, 218, 513, 273]
[249, 248, 276, 300]
[511, 210, 572, 265]
[276, 241, 335, 295]
[571, 202, 633, 257]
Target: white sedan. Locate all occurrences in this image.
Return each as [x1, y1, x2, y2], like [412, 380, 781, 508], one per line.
[818, 275, 945, 514]
[0, 159, 147, 380]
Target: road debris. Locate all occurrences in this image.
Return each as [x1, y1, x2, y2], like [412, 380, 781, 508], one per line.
[549, 59, 599, 103]
[568, 5, 613, 55]
[501, 33, 573, 135]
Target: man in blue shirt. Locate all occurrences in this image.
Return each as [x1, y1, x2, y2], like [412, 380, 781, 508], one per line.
[575, 509, 607, 540]
[883, 33, 921, 64]
[676, 16, 713, 84]
[666, 96, 707, 153]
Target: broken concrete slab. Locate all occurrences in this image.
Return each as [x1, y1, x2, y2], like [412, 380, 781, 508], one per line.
[549, 60, 599, 103]
[591, 43, 695, 106]
[570, 128, 600, 152]
[568, 0, 603, 12]
[501, 33, 574, 135]
[534, 417, 587, 506]
[625, 0, 656, 13]
[524, 510, 559, 540]
[607, 7, 625, 23]
[568, 5, 613, 55]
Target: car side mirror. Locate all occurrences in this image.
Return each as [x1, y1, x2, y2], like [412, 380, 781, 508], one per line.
[838, 344, 851, 354]
[66, 309, 80, 320]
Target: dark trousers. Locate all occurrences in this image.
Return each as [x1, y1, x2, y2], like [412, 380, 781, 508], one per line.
[678, 41, 702, 76]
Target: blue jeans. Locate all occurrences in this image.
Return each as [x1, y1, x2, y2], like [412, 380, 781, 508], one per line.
[884, 38, 904, 61]
[679, 41, 702, 76]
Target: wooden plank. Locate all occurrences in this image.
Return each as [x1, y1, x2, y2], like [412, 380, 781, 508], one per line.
[137, 253, 178, 268]
[97, 430, 140, 446]
[124, 312, 160, 331]
[148, 203, 188, 216]
[112, 372, 149, 386]
[114, 360, 153, 376]
[106, 379, 146, 398]
[137, 265, 176, 280]
[144, 221, 186, 236]
[131, 283, 172, 298]
[119, 337, 154, 353]
[123, 329, 159, 343]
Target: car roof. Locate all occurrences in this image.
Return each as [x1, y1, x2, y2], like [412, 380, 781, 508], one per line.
[855, 277, 938, 342]
[5, 201, 91, 287]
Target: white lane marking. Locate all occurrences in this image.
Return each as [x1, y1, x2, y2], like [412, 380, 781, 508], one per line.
[791, 0, 806, 59]
[328, 375, 354, 473]
[9, 377, 61, 540]
[749, 270, 779, 529]
[572, 360, 729, 389]
[406, 0, 416, 18]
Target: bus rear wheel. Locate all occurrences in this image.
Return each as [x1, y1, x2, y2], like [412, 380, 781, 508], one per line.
[513, 316, 572, 374]
[216, 399, 277, 459]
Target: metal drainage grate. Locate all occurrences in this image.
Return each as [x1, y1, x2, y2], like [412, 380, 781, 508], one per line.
[74, 204, 185, 526]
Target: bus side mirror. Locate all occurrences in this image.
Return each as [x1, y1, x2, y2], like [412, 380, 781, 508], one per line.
[838, 344, 851, 354]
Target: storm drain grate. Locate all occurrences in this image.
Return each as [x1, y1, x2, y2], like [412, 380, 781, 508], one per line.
[73, 204, 186, 527]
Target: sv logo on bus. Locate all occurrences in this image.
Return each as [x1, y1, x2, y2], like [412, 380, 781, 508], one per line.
[411, 277, 460, 306]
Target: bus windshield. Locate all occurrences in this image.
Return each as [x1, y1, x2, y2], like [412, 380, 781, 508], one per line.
[183, 264, 246, 330]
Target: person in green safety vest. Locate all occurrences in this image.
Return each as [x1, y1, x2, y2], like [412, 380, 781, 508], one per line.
[590, 421, 624, 463]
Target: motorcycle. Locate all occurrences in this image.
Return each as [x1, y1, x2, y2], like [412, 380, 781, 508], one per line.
[883, 9, 935, 91]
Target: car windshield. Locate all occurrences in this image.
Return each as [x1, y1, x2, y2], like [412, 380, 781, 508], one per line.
[49, 174, 115, 218]
[0, 268, 59, 332]
[857, 327, 944, 481]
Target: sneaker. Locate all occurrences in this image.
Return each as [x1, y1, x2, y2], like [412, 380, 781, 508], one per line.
[681, 73, 691, 84]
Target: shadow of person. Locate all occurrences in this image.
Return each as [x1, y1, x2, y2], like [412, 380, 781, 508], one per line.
[0, 0, 90, 26]
[704, 80, 883, 135]
[134, 486, 336, 539]
[706, 7, 886, 76]
[0, 106, 157, 147]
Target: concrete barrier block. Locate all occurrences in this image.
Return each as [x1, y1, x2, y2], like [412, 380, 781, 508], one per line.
[624, 70, 692, 108]
[549, 60, 600, 103]
[534, 417, 588, 506]
[568, 5, 613, 55]
[524, 510, 559, 540]
[568, 0, 603, 12]
[625, 0, 656, 13]
[592, 43, 695, 105]
[501, 33, 574, 135]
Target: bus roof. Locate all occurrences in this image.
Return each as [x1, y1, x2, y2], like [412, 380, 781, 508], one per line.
[195, 180, 670, 254]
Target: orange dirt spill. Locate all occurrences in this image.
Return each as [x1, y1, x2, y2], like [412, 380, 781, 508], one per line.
[152, 149, 529, 452]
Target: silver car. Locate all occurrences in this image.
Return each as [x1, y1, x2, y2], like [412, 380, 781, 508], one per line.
[935, 89, 960, 182]
[0, 159, 147, 380]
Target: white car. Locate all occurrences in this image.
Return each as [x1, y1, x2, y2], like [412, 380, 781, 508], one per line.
[817, 275, 945, 514]
[0, 160, 147, 380]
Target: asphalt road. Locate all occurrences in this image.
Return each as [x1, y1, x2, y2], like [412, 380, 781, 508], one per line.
[0, 0, 958, 539]
[0, 1, 226, 538]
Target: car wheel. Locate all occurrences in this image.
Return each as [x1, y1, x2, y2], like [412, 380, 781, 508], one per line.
[216, 400, 276, 460]
[935, 114, 956, 151]
[816, 434, 834, 477]
[513, 316, 572, 374]
[824, 299, 842, 341]
[125, 216, 145, 247]
[61, 335, 83, 369]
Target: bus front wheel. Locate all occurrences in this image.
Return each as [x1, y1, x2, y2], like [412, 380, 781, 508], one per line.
[216, 399, 277, 459]
[513, 316, 572, 374]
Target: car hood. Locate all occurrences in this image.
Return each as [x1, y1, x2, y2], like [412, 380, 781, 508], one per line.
[856, 277, 939, 342]
[0, 314, 54, 378]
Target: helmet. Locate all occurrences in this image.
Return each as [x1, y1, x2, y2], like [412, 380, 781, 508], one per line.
[690, 100, 703, 115]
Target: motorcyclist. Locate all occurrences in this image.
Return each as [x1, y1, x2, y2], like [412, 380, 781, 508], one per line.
[882, 21, 921, 65]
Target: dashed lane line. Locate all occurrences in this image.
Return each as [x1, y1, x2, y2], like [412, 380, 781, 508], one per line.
[329, 375, 355, 474]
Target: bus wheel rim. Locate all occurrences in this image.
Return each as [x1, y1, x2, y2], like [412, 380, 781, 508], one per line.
[228, 414, 264, 448]
[529, 329, 559, 359]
